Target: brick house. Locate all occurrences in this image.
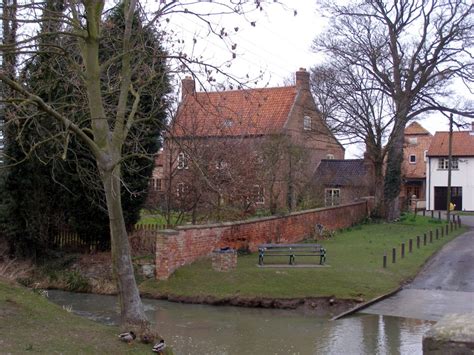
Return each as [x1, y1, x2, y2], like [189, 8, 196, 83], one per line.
[157, 68, 344, 216]
[400, 122, 433, 209]
[425, 123, 474, 211]
[309, 158, 374, 207]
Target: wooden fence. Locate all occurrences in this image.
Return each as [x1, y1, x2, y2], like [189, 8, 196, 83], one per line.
[51, 223, 166, 252]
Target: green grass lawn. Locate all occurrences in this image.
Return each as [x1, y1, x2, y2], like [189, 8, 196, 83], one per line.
[0, 280, 153, 354]
[141, 215, 467, 302]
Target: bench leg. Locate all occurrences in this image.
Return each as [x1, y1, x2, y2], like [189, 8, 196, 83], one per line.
[289, 255, 295, 265]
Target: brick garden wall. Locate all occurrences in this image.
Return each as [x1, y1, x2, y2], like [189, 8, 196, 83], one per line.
[155, 198, 373, 280]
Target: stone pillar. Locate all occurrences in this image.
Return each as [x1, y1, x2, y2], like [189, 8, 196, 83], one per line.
[423, 313, 474, 354]
[212, 248, 237, 272]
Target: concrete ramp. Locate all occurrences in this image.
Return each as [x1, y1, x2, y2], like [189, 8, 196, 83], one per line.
[362, 288, 474, 321]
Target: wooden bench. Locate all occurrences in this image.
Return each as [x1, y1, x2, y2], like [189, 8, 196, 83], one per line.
[258, 243, 326, 266]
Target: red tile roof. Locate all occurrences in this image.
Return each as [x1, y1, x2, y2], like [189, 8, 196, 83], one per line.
[405, 122, 431, 135]
[170, 86, 298, 137]
[427, 131, 474, 157]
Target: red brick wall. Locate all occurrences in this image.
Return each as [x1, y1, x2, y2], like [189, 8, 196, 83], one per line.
[155, 199, 371, 280]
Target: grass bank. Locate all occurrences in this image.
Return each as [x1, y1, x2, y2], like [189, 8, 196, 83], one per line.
[141, 215, 467, 302]
[0, 280, 152, 354]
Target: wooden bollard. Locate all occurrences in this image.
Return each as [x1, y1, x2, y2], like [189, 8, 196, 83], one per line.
[423, 210, 426, 216]
[441, 226, 444, 238]
[423, 233, 427, 246]
[429, 231, 433, 243]
[431, 210, 434, 218]
[457, 215, 461, 227]
[436, 228, 439, 240]
[392, 248, 396, 263]
[450, 222, 453, 232]
[417, 235, 420, 248]
[438, 211, 441, 220]
[409, 239, 413, 253]
[401, 243, 405, 258]
[446, 224, 449, 235]
[452, 214, 456, 223]
[383, 252, 387, 268]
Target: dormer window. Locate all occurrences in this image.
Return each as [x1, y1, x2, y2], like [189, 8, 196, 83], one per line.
[177, 152, 189, 169]
[303, 116, 312, 131]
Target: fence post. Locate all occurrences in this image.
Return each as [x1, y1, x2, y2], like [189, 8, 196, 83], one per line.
[429, 231, 433, 243]
[409, 239, 413, 253]
[392, 248, 396, 263]
[417, 235, 420, 248]
[423, 233, 427, 246]
[383, 252, 387, 268]
[401, 243, 405, 258]
[436, 228, 439, 240]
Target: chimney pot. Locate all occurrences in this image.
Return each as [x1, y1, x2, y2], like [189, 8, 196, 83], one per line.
[295, 68, 310, 91]
[470, 121, 474, 135]
[181, 76, 195, 100]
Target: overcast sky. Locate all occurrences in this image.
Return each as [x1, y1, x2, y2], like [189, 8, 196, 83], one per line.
[146, 0, 471, 158]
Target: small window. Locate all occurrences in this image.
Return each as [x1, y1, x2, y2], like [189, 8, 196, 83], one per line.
[176, 182, 188, 197]
[303, 116, 312, 131]
[151, 178, 162, 191]
[409, 154, 416, 164]
[216, 160, 228, 170]
[408, 137, 417, 144]
[438, 158, 458, 170]
[223, 118, 233, 128]
[253, 185, 265, 204]
[177, 152, 189, 169]
[325, 188, 340, 207]
[326, 154, 335, 160]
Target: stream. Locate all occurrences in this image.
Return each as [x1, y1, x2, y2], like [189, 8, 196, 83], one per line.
[47, 290, 433, 354]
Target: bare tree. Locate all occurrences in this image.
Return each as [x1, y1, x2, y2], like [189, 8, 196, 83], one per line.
[311, 64, 393, 214]
[0, 0, 282, 339]
[315, 0, 473, 220]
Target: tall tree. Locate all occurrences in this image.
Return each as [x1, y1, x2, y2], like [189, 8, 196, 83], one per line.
[315, 0, 473, 220]
[0, 0, 280, 339]
[311, 64, 394, 215]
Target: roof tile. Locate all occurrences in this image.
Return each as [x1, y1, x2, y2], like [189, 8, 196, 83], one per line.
[170, 86, 297, 137]
[427, 131, 474, 157]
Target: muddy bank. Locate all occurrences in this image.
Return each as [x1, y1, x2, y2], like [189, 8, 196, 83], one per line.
[141, 292, 361, 316]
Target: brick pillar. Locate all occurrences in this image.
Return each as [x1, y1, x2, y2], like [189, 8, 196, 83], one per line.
[155, 230, 178, 280]
[212, 249, 237, 272]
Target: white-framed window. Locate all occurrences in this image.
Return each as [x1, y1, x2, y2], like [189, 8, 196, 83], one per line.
[253, 185, 265, 204]
[326, 154, 335, 160]
[177, 152, 189, 169]
[176, 182, 188, 197]
[215, 160, 228, 170]
[325, 188, 340, 207]
[438, 158, 458, 170]
[408, 137, 418, 144]
[303, 116, 312, 131]
[424, 150, 428, 162]
[409, 154, 416, 164]
[151, 178, 162, 191]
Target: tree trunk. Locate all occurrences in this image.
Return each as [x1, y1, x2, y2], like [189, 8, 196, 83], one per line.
[383, 120, 406, 220]
[373, 160, 385, 216]
[100, 163, 150, 335]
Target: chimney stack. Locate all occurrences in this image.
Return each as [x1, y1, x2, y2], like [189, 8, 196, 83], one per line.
[295, 68, 310, 91]
[181, 76, 195, 100]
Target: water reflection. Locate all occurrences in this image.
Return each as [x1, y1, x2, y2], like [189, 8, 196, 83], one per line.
[48, 290, 433, 354]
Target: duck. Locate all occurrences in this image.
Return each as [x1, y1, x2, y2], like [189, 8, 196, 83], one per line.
[152, 339, 166, 353]
[118, 331, 136, 343]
